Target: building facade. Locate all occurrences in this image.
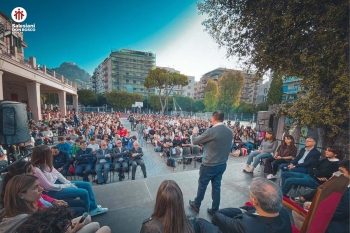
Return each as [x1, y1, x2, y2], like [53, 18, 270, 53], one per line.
[255, 78, 271, 105]
[282, 76, 302, 103]
[194, 67, 261, 104]
[0, 12, 78, 121]
[154, 66, 194, 98]
[91, 58, 112, 94]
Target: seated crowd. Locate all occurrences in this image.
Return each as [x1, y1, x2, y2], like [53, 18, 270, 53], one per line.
[0, 110, 348, 233]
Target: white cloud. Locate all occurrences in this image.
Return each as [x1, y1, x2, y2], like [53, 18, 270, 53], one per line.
[155, 14, 241, 81]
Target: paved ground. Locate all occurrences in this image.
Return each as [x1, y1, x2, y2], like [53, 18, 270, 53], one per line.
[88, 118, 273, 233]
[117, 118, 249, 181]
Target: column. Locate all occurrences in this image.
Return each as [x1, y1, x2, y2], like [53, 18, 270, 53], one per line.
[0, 71, 3, 100]
[58, 90, 67, 117]
[26, 82, 41, 122]
[72, 94, 78, 112]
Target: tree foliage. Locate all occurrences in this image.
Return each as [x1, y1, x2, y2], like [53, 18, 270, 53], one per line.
[267, 72, 283, 105]
[193, 99, 205, 112]
[173, 95, 194, 112]
[105, 91, 143, 109]
[148, 94, 173, 112]
[233, 101, 256, 114]
[77, 89, 97, 106]
[198, 0, 349, 146]
[217, 70, 245, 112]
[144, 68, 189, 114]
[204, 79, 219, 112]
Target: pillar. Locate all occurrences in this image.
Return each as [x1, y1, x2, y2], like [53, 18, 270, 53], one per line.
[72, 94, 78, 112]
[42, 65, 46, 74]
[29, 56, 36, 69]
[0, 71, 3, 100]
[26, 82, 41, 122]
[58, 90, 67, 117]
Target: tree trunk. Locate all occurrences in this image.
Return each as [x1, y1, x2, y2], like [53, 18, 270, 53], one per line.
[158, 89, 165, 115]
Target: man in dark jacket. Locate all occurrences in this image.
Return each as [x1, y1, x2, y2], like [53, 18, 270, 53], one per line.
[129, 141, 147, 180]
[51, 146, 70, 176]
[75, 140, 95, 182]
[212, 177, 291, 233]
[281, 145, 342, 196]
[112, 139, 129, 181]
[95, 141, 112, 184]
[279, 137, 321, 174]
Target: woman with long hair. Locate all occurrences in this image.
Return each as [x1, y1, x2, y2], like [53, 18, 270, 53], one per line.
[31, 145, 108, 217]
[0, 160, 86, 217]
[265, 135, 298, 179]
[0, 175, 43, 232]
[140, 180, 194, 233]
[243, 131, 278, 173]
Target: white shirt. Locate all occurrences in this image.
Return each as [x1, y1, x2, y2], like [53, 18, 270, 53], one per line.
[87, 143, 99, 151]
[298, 147, 313, 164]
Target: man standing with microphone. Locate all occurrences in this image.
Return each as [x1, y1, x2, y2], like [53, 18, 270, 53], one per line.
[189, 110, 233, 215]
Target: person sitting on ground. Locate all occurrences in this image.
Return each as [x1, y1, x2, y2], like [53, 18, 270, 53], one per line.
[129, 141, 147, 180]
[241, 130, 254, 152]
[95, 141, 112, 184]
[16, 206, 111, 233]
[265, 135, 297, 180]
[31, 145, 107, 216]
[281, 145, 342, 197]
[212, 177, 291, 233]
[42, 126, 54, 145]
[52, 146, 71, 176]
[292, 159, 349, 233]
[278, 137, 321, 173]
[244, 131, 278, 173]
[31, 127, 44, 146]
[141, 180, 220, 233]
[112, 139, 129, 181]
[0, 175, 43, 232]
[57, 136, 72, 157]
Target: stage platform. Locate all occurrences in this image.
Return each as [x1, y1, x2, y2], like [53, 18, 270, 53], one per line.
[91, 162, 264, 233]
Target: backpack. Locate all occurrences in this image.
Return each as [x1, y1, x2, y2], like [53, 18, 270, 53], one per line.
[166, 157, 176, 167]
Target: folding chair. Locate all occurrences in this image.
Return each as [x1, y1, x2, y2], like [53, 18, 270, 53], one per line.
[191, 145, 203, 168]
[182, 147, 195, 169]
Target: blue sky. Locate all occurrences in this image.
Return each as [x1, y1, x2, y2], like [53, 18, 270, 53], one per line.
[1, 0, 241, 80]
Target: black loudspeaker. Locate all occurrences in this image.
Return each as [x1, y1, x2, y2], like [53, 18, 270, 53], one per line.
[0, 101, 30, 144]
[257, 111, 273, 132]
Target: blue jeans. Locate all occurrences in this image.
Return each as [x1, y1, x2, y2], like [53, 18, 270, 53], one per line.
[281, 172, 320, 195]
[246, 151, 272, 168]
[194, 163, 227, 211]
[75, 163, 93, 181]
[279, 163, 307, 173]
[46, 181, 98, 212]
[96, 162, 111, 183]
[244, 142, 254, 150]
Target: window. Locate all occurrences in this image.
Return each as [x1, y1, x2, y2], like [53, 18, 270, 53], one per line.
[140, 88, 144, 91]
[126, 80, 129, 83]
[126, 72, 129, 75]
[133, 88, 136, 90]
[189, 80, 191, 83]
[133, 80, 136, 83]
[188, 86, 191, 89]
[264, 88, 267, 94]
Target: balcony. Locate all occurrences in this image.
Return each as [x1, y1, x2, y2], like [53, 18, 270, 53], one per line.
[283, 87, 301, 94]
